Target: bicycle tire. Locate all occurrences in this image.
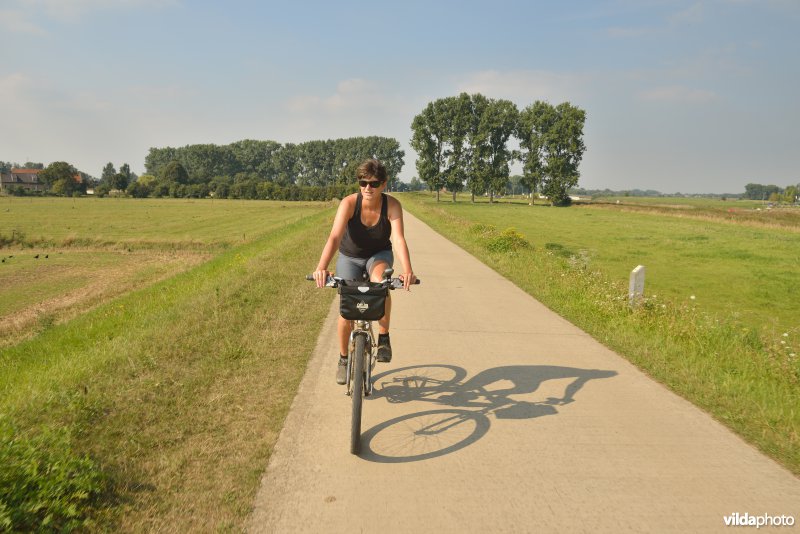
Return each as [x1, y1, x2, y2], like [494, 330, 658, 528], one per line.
[361, 409, 490, 463]
[350, 334, 366, 455]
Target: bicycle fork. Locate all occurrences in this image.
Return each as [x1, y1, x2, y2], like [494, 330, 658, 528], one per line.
[346, 323, 375, 397]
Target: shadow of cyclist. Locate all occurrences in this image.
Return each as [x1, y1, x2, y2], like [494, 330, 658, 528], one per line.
[362, 364, 617, 462]
[436, 365, 618, 417]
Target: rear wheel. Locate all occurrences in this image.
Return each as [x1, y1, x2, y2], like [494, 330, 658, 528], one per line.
[350, 335, 366, 454]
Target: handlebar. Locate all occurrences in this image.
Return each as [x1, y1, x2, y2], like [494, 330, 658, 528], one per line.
[305, 274, 421, 290]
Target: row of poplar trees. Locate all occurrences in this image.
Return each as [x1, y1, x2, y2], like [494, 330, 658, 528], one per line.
[410, 93, 586, 206]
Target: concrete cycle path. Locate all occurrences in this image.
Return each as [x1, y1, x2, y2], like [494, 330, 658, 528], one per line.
[248, 212, 799, 533]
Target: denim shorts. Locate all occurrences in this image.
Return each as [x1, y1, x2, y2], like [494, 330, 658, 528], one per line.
[335, 250, 394, 281]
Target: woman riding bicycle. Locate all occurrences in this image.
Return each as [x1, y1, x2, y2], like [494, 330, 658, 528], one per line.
[312, 159, 416, 384]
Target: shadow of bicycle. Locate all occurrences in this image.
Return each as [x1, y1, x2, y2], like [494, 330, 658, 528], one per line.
[360, 364, 617, 463]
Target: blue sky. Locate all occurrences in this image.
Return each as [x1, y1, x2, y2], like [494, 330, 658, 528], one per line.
[2, 0, 798, 193]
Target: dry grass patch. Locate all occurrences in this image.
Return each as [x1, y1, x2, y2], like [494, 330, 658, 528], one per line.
[0, 249, 209, 347]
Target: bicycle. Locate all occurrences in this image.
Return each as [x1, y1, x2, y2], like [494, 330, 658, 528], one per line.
[306, 268, 420, 454]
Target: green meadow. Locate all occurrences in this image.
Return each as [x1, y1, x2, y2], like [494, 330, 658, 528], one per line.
[0, 196, 325, 249]
[1, 197, 336, 531]
[0, 197, 329, 347]
[402, 195, 799, 332]
[585, 195, 800, 230]
[398, 192, 799, 476]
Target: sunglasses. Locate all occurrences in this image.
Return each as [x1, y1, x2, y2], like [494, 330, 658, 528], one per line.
[358, 180, 384, 188]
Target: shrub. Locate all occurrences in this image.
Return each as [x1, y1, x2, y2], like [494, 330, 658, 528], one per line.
[486, 227, 531, 253]
[0, 420, 106, 531]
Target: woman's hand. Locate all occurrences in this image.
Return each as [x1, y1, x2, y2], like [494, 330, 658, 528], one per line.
[313, 269, 330, 288]
[399, 271, 416, 291]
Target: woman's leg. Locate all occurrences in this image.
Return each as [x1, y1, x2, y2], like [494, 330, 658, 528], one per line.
[368, 250, 395, 362]
[337, 317, 352, 356]
[369, 261, 391, 334]
[335, 254, 367, 358]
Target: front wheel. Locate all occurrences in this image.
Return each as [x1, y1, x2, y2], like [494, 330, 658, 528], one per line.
[350, 334, 366, 455]
[361, 409, 490, 462]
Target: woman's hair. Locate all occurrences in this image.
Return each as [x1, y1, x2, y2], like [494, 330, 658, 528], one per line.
[356, 159, 387, 183]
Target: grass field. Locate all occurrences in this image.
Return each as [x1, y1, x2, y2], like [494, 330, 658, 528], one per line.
[402, 195, 799, 333]
[0, 197, 336, 531]
[0, 197, 331, 347]
[398, 192, 799, 475]
[486, 194, 800, 230]
[0, 196, 324, 249]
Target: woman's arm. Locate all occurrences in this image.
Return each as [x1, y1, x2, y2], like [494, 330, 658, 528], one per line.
[387, 196, 416, 290]
[313, 195, 355, 287]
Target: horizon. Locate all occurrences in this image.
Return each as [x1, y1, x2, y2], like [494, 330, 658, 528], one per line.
[2, 1, 798, 195]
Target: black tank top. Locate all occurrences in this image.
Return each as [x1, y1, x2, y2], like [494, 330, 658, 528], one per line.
[339, 193, 392, 258]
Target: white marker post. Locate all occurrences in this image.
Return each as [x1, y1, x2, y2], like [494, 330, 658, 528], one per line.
[629, 265, 645, 308]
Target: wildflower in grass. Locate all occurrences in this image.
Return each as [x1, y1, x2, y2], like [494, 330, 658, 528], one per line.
[783, 332, 789, 337]
[690, 295, 696, 300]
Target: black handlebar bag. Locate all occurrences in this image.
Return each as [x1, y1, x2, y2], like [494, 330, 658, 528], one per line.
[338, 281, 388, 320]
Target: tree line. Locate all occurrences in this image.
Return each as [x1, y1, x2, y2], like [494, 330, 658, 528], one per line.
[411, 93, 587, 206]
[133, 136, 404, 200]
[2, 136, 404, 200]
[743, 183, 799, 203]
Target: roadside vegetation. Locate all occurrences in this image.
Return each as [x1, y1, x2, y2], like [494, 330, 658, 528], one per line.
[0, 198, 335, 530]
[399, 192, 799, 475]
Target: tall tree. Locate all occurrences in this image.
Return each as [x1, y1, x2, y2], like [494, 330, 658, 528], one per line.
[101, 162, 116, 183]
[465, 93, 490, 202]
[120, 163, 131, 182]
[518, 101, 586, 206]
[442, 93, 472, 201]
[473, 97, 518, 203]
[410, 100, 450, 201]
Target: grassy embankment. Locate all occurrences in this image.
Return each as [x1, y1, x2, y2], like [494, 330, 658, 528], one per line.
[399, 192, 799, 475]
[0, 197, 323, 347]
[1, 198, 336, 531]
